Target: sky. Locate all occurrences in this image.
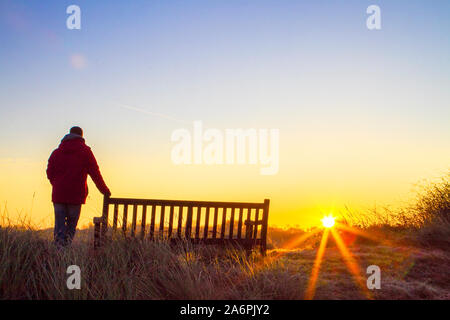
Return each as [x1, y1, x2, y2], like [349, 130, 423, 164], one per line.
[0, 0, 449, 229]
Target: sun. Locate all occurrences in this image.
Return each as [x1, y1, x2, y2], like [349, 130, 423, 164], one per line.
[321, 215, 335, 228]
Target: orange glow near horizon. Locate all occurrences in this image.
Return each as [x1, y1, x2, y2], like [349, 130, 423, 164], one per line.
[0, 152, 447, 230]
[335, 223, 392, 246]
[280, 228, 321, 251]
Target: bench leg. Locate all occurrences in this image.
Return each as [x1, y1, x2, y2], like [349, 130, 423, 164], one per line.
[260, 243, 267, 256]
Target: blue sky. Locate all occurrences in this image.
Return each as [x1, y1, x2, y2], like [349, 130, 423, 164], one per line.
[0, 0, 449, 227]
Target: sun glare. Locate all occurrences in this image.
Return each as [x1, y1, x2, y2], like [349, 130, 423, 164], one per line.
[321, 215, 335, 228]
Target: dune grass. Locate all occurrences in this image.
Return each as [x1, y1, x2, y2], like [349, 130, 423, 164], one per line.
[0, 227, 308, 300]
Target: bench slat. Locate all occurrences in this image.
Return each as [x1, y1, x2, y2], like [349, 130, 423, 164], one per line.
[141, 205, 147, 239]
[131, 204, 138, 237]
[122, 204, 128, 235]
[168, 206, 174, 238]
[237, 208, 243, 239]
[112, 204, 118, 232]
[195, 207, 201, 239]
[253, 209, 260, 240]
[260, 199, 270, 255]
[185, 206, 193, 239]
[245, 208, 252, 240]
[203, 207, 210, 239]
[229, 207, 236, 239]
[150, 205, 156, 240]
[177, 206, 183, 238]
[159, 205, 165, 237]
[212, 207, 218, 239]
[220, 208, 227, 239]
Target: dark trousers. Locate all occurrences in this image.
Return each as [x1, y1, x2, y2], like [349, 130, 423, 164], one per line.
[53, 203, 82, 246]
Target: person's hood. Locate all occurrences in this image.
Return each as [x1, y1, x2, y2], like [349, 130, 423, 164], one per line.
[61, 133, 85, 143]
[58, 134, 86, 153]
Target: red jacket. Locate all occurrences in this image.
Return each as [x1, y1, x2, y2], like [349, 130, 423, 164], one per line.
[47, 134, 110, 204]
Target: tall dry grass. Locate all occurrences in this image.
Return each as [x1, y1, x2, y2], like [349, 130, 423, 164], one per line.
[339, 173, 449, 247]
[0, 223, 310, 299]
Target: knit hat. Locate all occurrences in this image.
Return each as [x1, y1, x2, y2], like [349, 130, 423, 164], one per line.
[69, 126, 83, 137]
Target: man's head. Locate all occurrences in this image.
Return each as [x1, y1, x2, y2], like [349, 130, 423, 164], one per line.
[70, 126, 83, 137]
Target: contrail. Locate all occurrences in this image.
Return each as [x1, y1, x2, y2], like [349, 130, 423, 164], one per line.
[117, 103, 190, 124]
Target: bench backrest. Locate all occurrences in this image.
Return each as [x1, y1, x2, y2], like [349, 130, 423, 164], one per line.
[94, 195, 270, 254]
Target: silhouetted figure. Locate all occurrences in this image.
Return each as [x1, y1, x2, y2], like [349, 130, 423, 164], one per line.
[47, 127, 111, 246]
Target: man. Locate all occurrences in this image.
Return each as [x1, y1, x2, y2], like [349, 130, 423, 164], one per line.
[47, 126, 111, 246]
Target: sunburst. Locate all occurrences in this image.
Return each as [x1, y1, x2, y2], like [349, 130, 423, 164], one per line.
[264, 214, 388, 300]
[303, 214, 379, 300]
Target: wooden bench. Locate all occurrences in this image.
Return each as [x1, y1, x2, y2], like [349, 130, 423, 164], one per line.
[93, 195, 270, 255]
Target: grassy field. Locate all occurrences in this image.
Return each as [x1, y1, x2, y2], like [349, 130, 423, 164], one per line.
[0, 175, 448, 300]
